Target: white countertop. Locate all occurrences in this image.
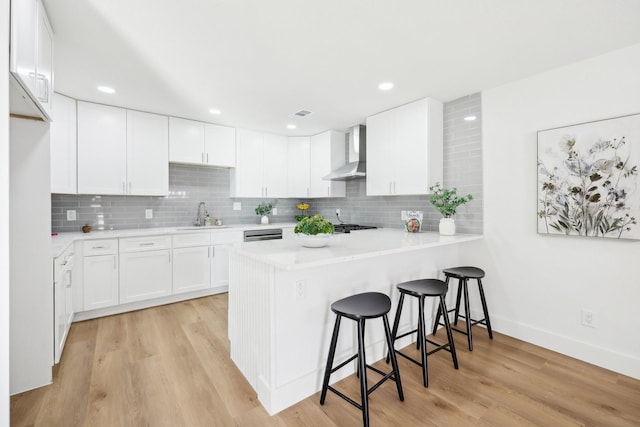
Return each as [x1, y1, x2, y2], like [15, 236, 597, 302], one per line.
[231, 228, 483, 270]
[51, 223, 297, 258]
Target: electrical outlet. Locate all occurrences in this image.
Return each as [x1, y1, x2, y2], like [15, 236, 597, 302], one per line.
[233, 202, 241, 211]
[66, 210, 77, 221]
[272, 207, 278, 215]
[581, 309, 596, 328]
[295, 280, 306, 300]
[401, 210, 408, 220]
[335, 208, 341, 215]
[145, 209, 153, 219]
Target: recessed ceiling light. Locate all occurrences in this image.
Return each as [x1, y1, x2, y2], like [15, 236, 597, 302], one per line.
[287, 124, 296, 129]
[97, 86, 115, 94]
[378, 82, 394, 91]
[209, 108, 221, 115]
[464, 115, 477, 121]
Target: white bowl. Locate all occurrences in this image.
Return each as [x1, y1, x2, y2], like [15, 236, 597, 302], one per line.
[296, 233, 332, 248]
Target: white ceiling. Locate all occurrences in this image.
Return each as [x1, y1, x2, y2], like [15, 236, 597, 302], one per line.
[44, 0, 640, 136]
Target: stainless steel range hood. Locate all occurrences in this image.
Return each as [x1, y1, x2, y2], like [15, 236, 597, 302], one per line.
[323, 125, 366, 181]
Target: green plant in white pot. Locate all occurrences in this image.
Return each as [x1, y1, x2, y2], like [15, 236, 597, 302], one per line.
[429, 183, 473, 235]
[255, 202, 273, 224]
[294, 214, 334, 247]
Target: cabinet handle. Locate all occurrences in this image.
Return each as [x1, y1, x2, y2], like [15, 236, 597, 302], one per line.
[393, 181, 397, 194]
[211, 247, 215, 258]
[265, 187, 268, 197]
[139, 242, 155, 246]
[113, 257, 117, 270]
[128, 182, 132, 194]
[202, 153, 205, 164]
[206, 153, 209, 164]
[168, 252, 171, 264]
[389, 182, 392, 194]
[92, 246, 106, 249]
[122, 182, 126, 194]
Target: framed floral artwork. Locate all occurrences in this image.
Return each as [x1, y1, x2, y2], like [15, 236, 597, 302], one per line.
[537, 113, 640, 240]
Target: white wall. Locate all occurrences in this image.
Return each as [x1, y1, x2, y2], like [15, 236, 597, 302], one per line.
[462, 42, 640, 379]
[1, 0, 11, 421]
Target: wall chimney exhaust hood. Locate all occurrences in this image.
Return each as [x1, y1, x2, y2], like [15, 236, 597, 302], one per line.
[323, 125, 366, 181]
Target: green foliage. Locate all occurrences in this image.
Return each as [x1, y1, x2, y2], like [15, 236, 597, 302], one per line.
[294, 214, 334, 235]
[255, 202, 273, 216]
[428, 183, 473, 218]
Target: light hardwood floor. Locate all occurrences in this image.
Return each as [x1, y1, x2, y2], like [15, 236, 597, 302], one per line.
[11, 294, 640, 426]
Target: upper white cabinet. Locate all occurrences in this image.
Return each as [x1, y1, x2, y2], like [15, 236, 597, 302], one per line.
[309, 130, 346, 198]
[77, 101, 169, 196]
[127, 110, 169, 196]
[169, 117, 236, 167]
[77, 102, 127, 195]
[50, 93, 77, 194]
[9, 0, 54, 120]
[287, 137, 311, 198]
[366, 98, 443, 196]
[231, 129, 288, 198]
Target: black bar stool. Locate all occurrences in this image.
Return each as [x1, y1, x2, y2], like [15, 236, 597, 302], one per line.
[320, 292, 404, 427]
[433, 266, 493, 351]
[388, 279, 458, 388]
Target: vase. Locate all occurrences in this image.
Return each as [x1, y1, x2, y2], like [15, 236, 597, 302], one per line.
[297, 233, 331, 248]
[261, 215, 269, 225]
[439, 218, 456, 235]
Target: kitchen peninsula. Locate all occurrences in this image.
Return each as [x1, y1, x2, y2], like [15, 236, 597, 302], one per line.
[228, 229, 482, 415]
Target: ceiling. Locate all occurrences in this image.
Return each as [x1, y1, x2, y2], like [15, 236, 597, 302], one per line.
[43, 0, 640, 136]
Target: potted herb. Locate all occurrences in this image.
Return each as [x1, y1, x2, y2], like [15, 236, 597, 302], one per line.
[294, 214, 334, 247]
[295, 202, 310, 222]
[255, 202, 273, 224]
[428, 183, 473, 235]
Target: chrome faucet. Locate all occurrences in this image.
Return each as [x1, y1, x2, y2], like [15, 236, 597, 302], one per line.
[195, 202, 206, 226]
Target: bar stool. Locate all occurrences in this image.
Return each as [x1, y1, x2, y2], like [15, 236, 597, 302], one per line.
[320, 292, 404, 427]
[433, 266, 493, 351]
[388, 279, 458, 387]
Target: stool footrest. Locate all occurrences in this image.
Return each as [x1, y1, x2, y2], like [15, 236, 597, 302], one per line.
[329, 354, 358, 375]
[327, 385, 363, 411]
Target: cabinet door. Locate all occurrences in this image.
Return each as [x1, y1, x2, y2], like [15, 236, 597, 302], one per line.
[262, 133, 288, 198]
[212, 245, 231, 291]
[50, 93, 77, 194]
[393, 100, 429, 195]
[35, 0, 53, 117]
[230, 128, 264, 197]
[366, 109, 396, 195]
[205, 123, 236, 167]
[172, 246, 211, 294]
[127, 110, 169, 196]
[120, 250, 172, 304]
[10, 0, 38, 99]
[84, 254, 119, 310]
[287, 137, 310, 198]
[77, 102, 127, 195]
[309, 131, 345, 198]
[169, 117, 205, 164]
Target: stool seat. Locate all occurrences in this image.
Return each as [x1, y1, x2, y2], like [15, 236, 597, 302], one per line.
[331, 292, 391, 320]
[397, 279, 448, 298]
[443, 266, 485, 279]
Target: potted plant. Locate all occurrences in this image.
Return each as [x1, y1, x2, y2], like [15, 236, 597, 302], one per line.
[428, 183, 473, 235]
[294, 214, 334, 247]
[295, 202, 310, 222]
[255, 202, 273, 224]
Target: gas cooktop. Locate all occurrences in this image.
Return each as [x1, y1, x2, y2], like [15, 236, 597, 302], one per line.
[333, 224, 378, 234]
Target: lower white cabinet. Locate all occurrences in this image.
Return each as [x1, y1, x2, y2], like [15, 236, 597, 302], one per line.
[83, 254, 119, 310]
[54, 245, 74, 364]
[212, 245, 231, 289]
[119, 236, 172, 304]
[172, 233, 212, 294]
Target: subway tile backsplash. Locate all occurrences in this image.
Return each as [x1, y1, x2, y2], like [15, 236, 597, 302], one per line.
[51, 93, 482, 234]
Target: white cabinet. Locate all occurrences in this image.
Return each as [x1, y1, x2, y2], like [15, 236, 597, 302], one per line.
[50, 93, 77, 194]
[287, 137, 310, 198]
[366, 98, 443, 196]
[231, 129, 288, 198]
[77, 102, 127, 195]
[77, 102, 169, 196]
[9, 0, 54, 120]
[54, 245, 74, 364]
[172, 233, 212, 294]
[169, 117, 236, 167]
[309, 130, 346, 198]
[211, 231, 243, 290]
[119, 236, 172, 304]
[83, 240, 119, 310]
[205, 123, 236, 167]
[126, 110, 169, 196]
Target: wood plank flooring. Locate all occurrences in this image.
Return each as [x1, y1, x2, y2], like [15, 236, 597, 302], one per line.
[11, 294, 640, 426]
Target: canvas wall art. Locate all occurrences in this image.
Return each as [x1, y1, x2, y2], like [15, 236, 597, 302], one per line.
[537, 113, 640, 240]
